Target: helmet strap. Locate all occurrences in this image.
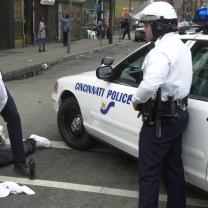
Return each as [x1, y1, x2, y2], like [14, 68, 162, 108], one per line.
[151, 22, 164, 40]
[151, 21, 177, 40]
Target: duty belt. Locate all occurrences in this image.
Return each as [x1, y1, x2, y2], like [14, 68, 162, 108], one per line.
[138, 97, 188, 125]
[137, 88, 188, 139]
[161, 97, 188, 112]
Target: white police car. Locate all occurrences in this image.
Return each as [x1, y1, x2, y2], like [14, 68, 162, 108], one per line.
[52, 9, 208, 193]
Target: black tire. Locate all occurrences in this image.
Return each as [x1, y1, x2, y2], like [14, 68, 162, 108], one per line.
[135, 37, 141, 42]
[57, 97, 95, 150]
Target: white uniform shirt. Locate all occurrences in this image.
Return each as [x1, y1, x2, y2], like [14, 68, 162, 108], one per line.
[133, 32, 193, 103]
[0, 73, 8, 112]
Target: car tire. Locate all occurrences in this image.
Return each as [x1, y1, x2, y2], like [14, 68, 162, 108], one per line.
[57, 97, 95, 150]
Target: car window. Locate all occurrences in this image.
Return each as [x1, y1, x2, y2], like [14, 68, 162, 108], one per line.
[113, 45, 150, 87]
[190, 41, 208, 100]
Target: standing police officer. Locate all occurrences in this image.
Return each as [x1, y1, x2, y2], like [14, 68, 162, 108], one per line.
[132, 2, 192, 208]
[0, 73, 29, 176]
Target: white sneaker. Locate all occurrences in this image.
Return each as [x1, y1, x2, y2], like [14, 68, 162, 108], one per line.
[0, 125, 6, 146]
[29, 134, 52, 148]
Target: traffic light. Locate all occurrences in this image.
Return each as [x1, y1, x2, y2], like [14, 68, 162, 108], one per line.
[96, 0, 102, 13]
[96, 0, 103, 21]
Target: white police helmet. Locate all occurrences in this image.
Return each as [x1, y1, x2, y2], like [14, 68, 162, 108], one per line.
[133, 1, 177, 22]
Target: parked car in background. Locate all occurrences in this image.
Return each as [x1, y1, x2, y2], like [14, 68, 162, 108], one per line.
[134, 22, 145, 42]
[178, 21, 192, 34]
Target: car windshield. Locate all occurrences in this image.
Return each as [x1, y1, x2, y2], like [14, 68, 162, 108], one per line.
[189, 41, 208, 99]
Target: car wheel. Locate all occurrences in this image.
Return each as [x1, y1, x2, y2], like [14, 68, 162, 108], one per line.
[57, 97, 95, 150]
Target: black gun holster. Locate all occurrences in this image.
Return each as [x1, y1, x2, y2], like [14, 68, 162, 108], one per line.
[137, 97, 180, 126]
[137, 99, 156, 126]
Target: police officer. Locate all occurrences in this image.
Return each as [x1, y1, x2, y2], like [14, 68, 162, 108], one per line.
[0, 73, 30, 176]
[132, 2, 192, 208]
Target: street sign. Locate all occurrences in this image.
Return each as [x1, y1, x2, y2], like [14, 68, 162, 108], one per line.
[40, 0, 55, 5]
[96, 3, 101, 12]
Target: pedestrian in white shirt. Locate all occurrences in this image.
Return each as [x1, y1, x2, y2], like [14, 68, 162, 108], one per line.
[38, 16, 47, 52]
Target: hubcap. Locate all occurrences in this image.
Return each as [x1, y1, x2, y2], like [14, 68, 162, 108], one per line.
[70, 115, 82, 134]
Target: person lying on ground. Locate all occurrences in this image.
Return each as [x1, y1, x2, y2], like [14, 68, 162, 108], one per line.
[0, 133, 52, 167]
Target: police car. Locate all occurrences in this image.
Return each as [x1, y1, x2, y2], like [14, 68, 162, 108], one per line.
[52, 9, 208, 192]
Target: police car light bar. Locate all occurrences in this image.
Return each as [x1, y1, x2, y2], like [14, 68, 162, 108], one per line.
[193, 8, 208, 25]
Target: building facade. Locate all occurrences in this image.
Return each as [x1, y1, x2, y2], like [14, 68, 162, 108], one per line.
[115, 0, 202, 21]
[57, 0, 86, 41]
[81, 0, 110, 39]
[0, 0, 204, 50]
[0, 0, 15, 49]
[0, 0, 86, 50]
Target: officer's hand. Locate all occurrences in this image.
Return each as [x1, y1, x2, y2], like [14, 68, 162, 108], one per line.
[132, 102, 139, 111]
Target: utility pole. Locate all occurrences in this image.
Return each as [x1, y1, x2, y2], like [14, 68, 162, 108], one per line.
[109, 0, 113, 44]
[129, 0, 132, 33]
[129, 0, 132, 15]
[67, 0, 72, 53]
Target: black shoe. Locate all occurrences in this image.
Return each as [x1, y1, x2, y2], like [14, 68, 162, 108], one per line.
[14, 162, 30, 177]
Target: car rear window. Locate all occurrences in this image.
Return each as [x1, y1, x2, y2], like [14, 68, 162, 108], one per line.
[190, 41, 208, 100]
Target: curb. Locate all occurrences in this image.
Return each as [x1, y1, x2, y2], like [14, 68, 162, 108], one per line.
[3, 41, 126, 82]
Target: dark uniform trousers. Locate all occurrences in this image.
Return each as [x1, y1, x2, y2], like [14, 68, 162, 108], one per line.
[138, 108, 189, 208]
[0, 89, 26, 164]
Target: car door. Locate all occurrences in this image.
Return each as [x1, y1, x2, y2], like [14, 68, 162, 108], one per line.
[182, 40, 208, 191]
[89, 45, 150, 157]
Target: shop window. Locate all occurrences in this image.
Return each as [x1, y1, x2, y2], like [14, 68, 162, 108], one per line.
[14, 0, 23, 39]
[81, 8, 96, 27]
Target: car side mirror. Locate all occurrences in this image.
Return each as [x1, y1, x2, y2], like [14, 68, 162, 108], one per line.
[101, 57, 114, 66]
[96, 65, 114, 81]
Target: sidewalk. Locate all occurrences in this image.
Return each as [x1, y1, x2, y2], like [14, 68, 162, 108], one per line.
[0, 35, 131, 82]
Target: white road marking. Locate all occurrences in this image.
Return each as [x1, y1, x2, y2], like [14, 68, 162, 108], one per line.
[0, 176, 207, 207]
[2, 141, 208, 207]
[4, 140, 118, 153]
[51, 141, 118, 154]
[51, 141, 71, 149]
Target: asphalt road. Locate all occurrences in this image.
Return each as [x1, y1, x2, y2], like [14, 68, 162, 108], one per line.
[0, 41, 208, 208]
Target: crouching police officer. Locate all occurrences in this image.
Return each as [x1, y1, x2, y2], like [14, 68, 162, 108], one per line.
[132, 2, 192, 208]
[0, 73, 29, 176]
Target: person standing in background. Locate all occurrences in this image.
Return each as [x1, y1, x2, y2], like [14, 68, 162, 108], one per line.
[59, 13, 76, 47]
[122, 19, 131, 40]
[38, 16, 47, 52]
